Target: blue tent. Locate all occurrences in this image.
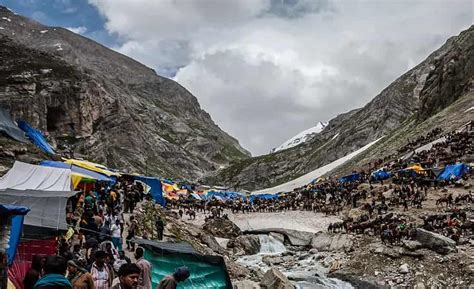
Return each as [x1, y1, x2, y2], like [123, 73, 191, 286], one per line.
[339, 173, 361, 183]
[438, 163, 470, 181]
[0, 204, 30, 265]
[249, 194, 279, 202]
[371, 170, 392, 181]
[40, 160, 113, 183]
[205, 191, 246, 201]
[17, 121, 55, 155]
[134, 176, 166, 207]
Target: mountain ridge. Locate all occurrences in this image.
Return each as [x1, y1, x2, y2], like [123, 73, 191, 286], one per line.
[0, 6, 250, 179]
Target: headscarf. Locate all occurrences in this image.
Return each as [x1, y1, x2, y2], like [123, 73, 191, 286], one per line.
[34, 273, 72, 289]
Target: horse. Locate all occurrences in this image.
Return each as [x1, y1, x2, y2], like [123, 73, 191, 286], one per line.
[436, 195, 453, 207]
[185, 210, 196, 220]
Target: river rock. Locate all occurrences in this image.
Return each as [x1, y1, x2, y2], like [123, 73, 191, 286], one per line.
[262, 255, 284, 266]
[233, 280, 261, 289]
[203, 217, 241, 238]
[260, 268, 295, 289]
[402, 240, 423, 251]
[311, 232, 353, 252]
[415, 228, 457, 254]
[200, 234, 226, 254]
[228, 235, 261, 255]
[399, 263, 409, 274]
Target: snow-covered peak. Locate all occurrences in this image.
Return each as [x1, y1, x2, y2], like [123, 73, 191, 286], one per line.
[271, 121, 328, 153]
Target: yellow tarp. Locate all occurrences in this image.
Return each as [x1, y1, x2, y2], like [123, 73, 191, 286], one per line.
[63, 159, 120, 177]
[406, 164, 424, 172]
[71, 172, 95, 189]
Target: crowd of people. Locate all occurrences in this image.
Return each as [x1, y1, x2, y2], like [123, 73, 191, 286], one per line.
[20, 126, 472, 288]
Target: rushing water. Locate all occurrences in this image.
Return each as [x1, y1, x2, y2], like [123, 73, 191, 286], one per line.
[236, 234, 353, 289]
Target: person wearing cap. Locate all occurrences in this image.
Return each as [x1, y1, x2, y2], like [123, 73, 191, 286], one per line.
[67, 259, 95, 289]
[111, 263, 141, 289]
[156, 266, 190, 289]
[90, 251, 113, 289]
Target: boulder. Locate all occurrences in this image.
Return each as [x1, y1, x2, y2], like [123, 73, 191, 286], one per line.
[203, 217, 241, 238]
[200, 234, 226, 255]
[234, 280, 261, 289]
[262, 256, 284, 266]
[347, 208, 366, 221]
[415, 228, 457, 255]
[260, 268, 295, 289]
[402, 240, 423, 251]
[399, 263, 409, 274]
[311, 232, 353, 252]
[228, 235, 261, 255]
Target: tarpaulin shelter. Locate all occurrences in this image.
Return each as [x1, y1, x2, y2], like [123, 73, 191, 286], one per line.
[0, 108, 27, 142]
[205, 191, 246, 201]
[136, 239, 232, 289]
[0, 189, 75, 238]
[63, 159, 120, 179]
[249, 193, 279, 202]
[134, 176, 166, 207]
[405, 164, 424, 173]
[438, 163, 470, 181]
[371, 169, 392, 181]
[0, 161, 72, 191]
[0, 204, 29, 266]
[40, 160, 113, 183]
[339, 173, 361, 183]
[17, 120, 55, 155]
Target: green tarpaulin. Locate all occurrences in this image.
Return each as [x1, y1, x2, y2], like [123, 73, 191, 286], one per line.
[136, 239, 232, 289]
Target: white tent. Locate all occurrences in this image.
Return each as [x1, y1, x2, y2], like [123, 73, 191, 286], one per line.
[0, 161, 72, 191]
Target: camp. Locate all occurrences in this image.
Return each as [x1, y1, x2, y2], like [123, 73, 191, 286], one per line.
[438, 163, 470, 181]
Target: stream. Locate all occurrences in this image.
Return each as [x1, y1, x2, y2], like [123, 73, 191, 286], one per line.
[237, 235, 353, 289]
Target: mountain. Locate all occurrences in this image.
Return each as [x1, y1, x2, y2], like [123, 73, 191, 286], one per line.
[270, 122, 328, 153]
[0, 6, 250, 179]
[204, 25, 473, 190]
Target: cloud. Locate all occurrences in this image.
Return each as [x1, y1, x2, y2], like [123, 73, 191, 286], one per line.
[89, 0, 473, 155]
[66, 26, 87, 34]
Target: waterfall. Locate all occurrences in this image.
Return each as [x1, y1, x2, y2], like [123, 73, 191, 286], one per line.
[259, 234, 286, 254]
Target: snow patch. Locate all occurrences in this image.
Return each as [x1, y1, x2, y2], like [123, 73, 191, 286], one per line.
[40, 30, 48, 34]
[254, 137, 383, 195]
[465, 106, 474, 113]
[1, 17, 11, 22]
[54, 43, 63, 51]
[271, 122, 328, 153]
[0, 27, 4, 30]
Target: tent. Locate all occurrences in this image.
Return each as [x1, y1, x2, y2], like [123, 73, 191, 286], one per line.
[205, 191, 246, 201]
[63, 159, 120, 179]
[0, 161, 72, 191]
[136, 239, 232, 289]
[249, 193, 279, 202]
[17, 120, 55, 155]
[438, 163, 470, 181]
[371, 169, 392, 181]
[40, 160, 113, 183]
[0, 108, 27, 142]
[339, 173, 361, 183]
[0, 189, 75, 237]
[0, 204, 29, 265]
[134, 176, 166, 207]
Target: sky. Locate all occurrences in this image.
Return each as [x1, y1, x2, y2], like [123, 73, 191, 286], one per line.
[2, 0, 473, 156]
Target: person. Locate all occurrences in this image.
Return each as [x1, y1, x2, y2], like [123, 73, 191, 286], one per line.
[111, 219, 123, 250]
[126, 216, 137, 251]
[113, 250, 131, 272]
[34, 255, 72, 289]
[135, 247, 152, 289]
[111, 263, 141, 289]
[90, 251, 113, 289]
[155, 217, 164, 241]
[156, 266, 190, 289]
[67, 259, 95, 289]
[24, 255, 43, 289]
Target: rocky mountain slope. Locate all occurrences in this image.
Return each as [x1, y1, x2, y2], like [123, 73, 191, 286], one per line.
[0, 6, 249, 179]
[205, 25, 474, 191]
[270, 121, 328, 153]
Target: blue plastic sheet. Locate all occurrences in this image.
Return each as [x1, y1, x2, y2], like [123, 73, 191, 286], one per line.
[18, 121, 55, 155]
[0, 204, 29, 265]
[249, 194, 279, 202]
[134, 176, 166, 207]
[438, 163, 470, 181]
[371, 170, 392, 181]
[205, 191, 246, 201]
[339, 173, 361, 183]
